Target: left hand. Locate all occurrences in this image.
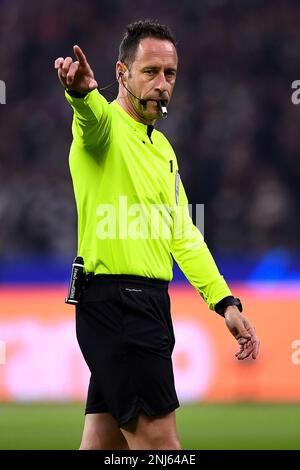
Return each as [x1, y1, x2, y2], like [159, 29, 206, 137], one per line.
[224, 306, 260, 360]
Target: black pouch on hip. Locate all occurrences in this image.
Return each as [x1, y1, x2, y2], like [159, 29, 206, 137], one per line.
[65, 256, 85, 305]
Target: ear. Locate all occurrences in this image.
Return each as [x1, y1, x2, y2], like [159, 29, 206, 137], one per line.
[116, 61, 127, 81]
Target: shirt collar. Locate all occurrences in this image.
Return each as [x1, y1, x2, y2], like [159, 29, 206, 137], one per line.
[111, 100, 155, 135]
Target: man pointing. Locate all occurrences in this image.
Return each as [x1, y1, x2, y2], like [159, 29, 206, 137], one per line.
[55, 20, 259, 450]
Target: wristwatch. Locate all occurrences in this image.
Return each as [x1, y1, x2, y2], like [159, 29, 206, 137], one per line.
[215, 296, 243, 317]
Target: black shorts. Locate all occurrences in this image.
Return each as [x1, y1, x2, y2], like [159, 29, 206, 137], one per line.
[75, 274, 179, 427]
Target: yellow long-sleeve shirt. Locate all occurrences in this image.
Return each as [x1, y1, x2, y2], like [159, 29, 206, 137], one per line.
[66, 89, 231, 309]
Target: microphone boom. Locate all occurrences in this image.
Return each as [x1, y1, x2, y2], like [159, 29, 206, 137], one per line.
[119, 74, 168, 118]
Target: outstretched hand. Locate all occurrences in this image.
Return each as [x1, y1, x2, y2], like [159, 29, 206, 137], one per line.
[224, 307, 260, 360]
[54, 45, 98, 95]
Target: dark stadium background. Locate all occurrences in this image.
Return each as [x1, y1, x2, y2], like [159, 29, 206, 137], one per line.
[1, 0, 300, 449]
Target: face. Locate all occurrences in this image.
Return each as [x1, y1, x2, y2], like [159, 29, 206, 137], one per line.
[118, 37, 178, 123]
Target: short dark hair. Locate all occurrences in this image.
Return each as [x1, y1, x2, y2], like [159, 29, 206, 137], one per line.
[118, 19, 176, 66]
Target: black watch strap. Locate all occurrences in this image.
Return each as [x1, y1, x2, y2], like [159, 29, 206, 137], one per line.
[215, 296, 243, 317]
[65, 88, 88, 98]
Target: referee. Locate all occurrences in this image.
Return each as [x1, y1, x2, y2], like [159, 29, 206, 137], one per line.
[55, 20, 260, 450]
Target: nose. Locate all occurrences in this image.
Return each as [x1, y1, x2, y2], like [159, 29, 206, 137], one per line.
[154, 72, 168, 94]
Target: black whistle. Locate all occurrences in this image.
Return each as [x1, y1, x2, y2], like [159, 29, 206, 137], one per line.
[65, 256, 84, 305]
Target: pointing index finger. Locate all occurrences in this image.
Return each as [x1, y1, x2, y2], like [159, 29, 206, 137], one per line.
[73, 45, 88, 66]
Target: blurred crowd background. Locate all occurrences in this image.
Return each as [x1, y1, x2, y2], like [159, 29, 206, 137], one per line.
[1, 0, 300, 261]
[2, 3, 300, 447]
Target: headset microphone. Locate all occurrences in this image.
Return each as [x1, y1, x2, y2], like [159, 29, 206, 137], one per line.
[119, 72, 146, 106]
[118, 72, 167, 117]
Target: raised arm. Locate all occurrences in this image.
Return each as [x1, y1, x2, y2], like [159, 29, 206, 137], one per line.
[54, 45, 111, 152]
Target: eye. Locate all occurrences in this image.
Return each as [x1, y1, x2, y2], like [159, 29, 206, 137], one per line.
[166, 70, 176, 78]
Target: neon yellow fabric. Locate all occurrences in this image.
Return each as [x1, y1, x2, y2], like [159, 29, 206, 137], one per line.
[66, 89, 231, 309]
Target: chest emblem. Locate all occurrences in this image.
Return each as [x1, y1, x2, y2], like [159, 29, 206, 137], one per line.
[175, 170, 180, 205]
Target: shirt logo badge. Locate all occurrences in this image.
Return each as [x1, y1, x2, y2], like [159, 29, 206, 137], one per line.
[175, 170, 180, 205]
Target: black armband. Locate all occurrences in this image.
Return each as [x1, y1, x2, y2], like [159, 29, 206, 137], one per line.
[215, 296, 243, 317]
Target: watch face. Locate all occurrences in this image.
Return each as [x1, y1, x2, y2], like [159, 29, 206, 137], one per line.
[234, 298, 243, 312]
